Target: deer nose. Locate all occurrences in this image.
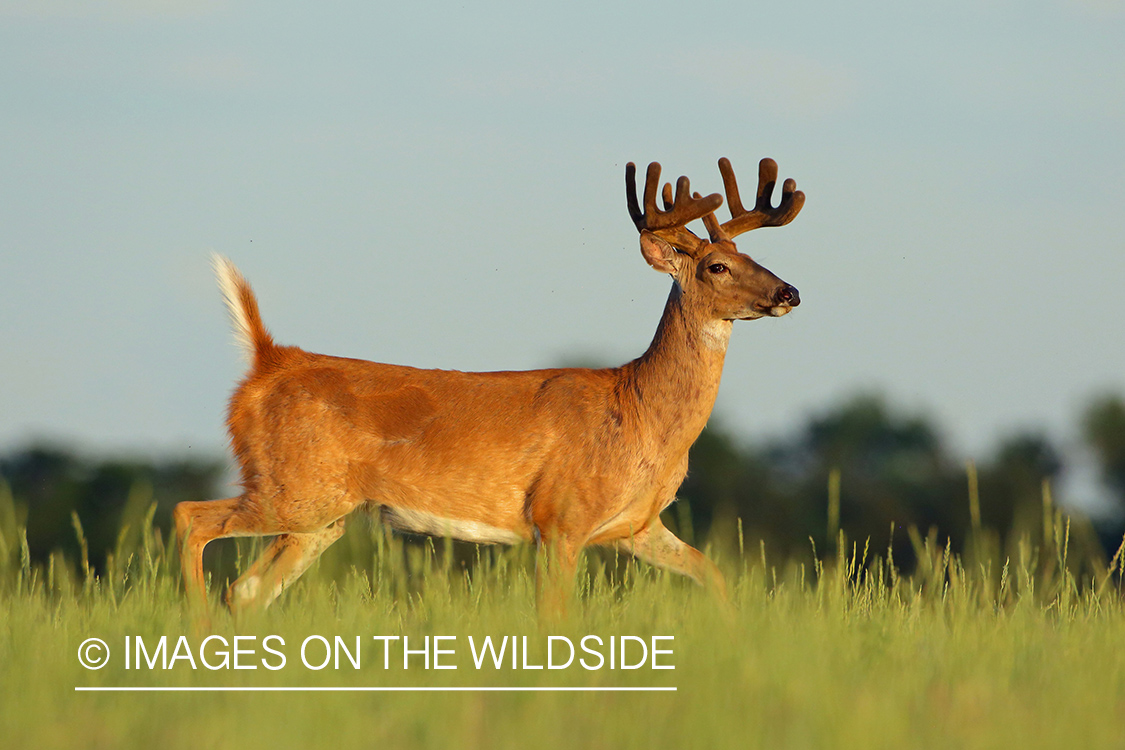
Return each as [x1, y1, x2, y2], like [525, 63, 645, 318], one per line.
[776, 285, 800, 307]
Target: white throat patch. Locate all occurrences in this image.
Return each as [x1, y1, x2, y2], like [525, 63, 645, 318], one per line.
[700, 319, 733, 351]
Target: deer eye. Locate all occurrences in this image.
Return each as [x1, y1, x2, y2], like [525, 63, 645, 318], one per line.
[708, 263, 728, 275]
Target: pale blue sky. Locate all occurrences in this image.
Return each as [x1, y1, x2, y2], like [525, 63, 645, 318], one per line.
[2, 2, 1123, 503]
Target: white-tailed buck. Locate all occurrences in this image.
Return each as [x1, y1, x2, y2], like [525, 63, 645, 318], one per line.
[175, 156, 804, 617]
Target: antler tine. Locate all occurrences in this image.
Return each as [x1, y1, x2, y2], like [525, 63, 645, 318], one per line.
[698, 192, 723, 240]
[672, 185, 729, 251]
[625, 161, 644, 230]
[713, 157, 805, 241]
[626, 161, 722, 254]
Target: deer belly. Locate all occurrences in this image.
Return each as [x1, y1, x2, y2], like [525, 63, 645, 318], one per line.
[378, 506, 526, 545]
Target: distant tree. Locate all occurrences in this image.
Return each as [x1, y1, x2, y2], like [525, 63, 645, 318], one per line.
[781, 393, 964, 553]
[976, 432, 1063, 542]
[1084, 395, 1125, 510]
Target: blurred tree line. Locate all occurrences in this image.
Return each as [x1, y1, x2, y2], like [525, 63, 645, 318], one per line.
[677, 392, 1125, 570]
[0, 448, 223, 572]
[2, 392, 1125, 574]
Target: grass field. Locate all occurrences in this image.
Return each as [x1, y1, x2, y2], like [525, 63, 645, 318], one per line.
[2, 486, 1125, 750]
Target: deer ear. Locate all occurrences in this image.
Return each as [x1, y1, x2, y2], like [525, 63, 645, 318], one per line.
[639, 232, 678, 274]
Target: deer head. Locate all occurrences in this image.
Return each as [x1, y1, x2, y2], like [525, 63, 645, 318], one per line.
[626, 157, 804, 321]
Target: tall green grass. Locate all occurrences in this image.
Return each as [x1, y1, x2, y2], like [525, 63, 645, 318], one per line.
[2, 476, 1125, 750]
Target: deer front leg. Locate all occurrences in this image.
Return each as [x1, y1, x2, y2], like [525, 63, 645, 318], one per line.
[226, 518, 347, 613]
[615, 517, 728, 602]
[534, 527, 582, 622]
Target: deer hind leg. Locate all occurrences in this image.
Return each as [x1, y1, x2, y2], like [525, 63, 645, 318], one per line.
[174, 497, 273, 611]
[614, 518, 728, 601]
[226, 518, 347, 613]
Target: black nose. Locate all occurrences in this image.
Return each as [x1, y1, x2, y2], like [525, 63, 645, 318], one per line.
[776, 285, 800, 307]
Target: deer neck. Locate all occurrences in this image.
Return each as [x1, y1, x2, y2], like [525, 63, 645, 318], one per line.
[626, 282, 731, 448]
